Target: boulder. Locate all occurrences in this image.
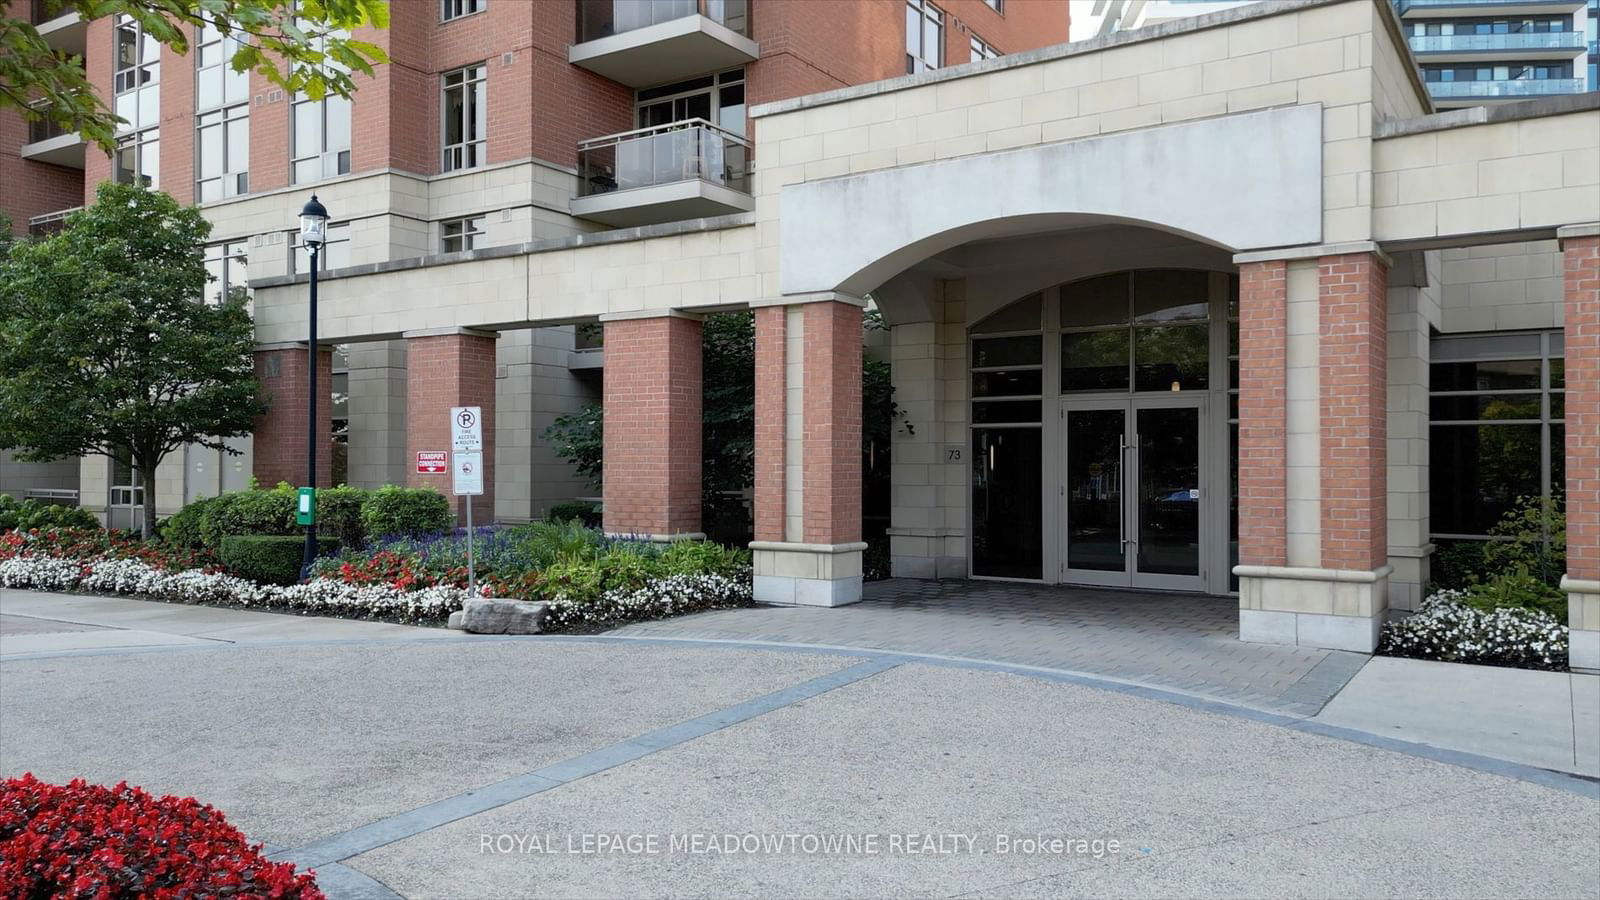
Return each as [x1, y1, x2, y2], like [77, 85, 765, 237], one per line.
[459, 597, 549, 635]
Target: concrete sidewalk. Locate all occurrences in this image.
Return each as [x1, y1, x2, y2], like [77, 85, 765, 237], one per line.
[1314, 656, 1600, 777]
[0, 588, 461, 657]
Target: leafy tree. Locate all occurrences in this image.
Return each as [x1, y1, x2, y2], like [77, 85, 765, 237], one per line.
[0, 182, 267, 537]
[2, 0, 389, 153]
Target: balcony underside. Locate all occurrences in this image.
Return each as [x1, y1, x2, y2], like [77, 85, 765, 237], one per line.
[20, 132, 86, 169]
[570, 179, 754, 228]
[569, 15, 759, 88]
[35, 13, 85, 57]
[1415, 47, 1589, 64]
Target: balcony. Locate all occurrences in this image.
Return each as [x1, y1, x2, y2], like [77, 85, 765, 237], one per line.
[1408, 31, 1588, 62]
[19, 115, 86, 168]
[572, 119, 753, 228]
[27, 206, 80, 238]
[30, 0, 86, 56]
[570, 0, 758, 88]
[1398, 0, 1585, 16]
[1427, 77, 1587, 101]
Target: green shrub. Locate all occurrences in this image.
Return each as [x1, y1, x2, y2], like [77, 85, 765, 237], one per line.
[546, 501, 601, 528]
[656, 539, 747, 579]
[199, 484, 297, 548]
[0, 494, 100, 532]
[511, 519, 604, 569]
[316, 485, 371, 548]
[359, 486, 453, 540]
[220, 534, 339, 586]
[1482, 495, 1565, 586]
[1460, 567, 1567, 619]
[540, 554, 604, 604]
[598, 544, 658, 593]
[158, 495, 218, 549]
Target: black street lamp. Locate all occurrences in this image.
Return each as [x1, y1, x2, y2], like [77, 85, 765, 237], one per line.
[298, 195, 328, 578]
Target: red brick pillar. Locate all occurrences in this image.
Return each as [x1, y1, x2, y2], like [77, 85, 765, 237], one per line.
[601, 314, 703, 538]
[404, 329, 497, 525]
[1236, 260, 1288, 568]
[753, 306, 787, 542]
[1319, 252, 1388, 572]
[1562, 229, 1600, 672]
[252, 344, 333, 489]
[751, 299, 864, 606]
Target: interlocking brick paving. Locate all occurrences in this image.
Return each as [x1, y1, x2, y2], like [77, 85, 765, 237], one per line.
[611, 579, 1369, 716]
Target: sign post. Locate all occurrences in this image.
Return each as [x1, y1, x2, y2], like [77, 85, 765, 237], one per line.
[450, 407, 484, 596]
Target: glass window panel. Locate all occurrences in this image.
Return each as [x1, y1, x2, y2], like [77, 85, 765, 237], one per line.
[1060, 273, 1129, 327]
[1429, 423, 1542, 535]
[116, 92, 136, 126]
[1551, 393, 1564, 420]
[1062, 330, 1129, 392]
[972, 336, 1040, 367]
[227, 118, 248, 172]
[1550, 358, 1564, 389]
[293, 102, 319, 157]
[224, 63, 248, 106]
[117, 23, 138, 69]
[924, 16, 941, 65]
[1430, 359, 1540, 391]
[198, 69, 222, 110]
[199, 123, 223, 177]
[971, 400, 1042, 423]
[326, 95, 351, 150]
[445, 88, 464, 145]
[1552, 424, 1564, 493]
[1137, 406, 1201, 577]
[293, 157, 320, 184]
[1433, 333, 1540, 361]
[1133, 324, 1209, 392]
[141, 139, 159, 187]
[1133, 269, 1210, 323]
[906, 3, 918, 57]
[971, 428, 1042, 578]
[1429, 394, 1541, 421]
[972, 369, 1042, 398]
[971, 294, 1041, 334]
[138, 84, 160, 128]
[1065, 408, 1126, 572]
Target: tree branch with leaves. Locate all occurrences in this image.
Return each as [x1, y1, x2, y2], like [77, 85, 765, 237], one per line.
[3, 0, 389, 154]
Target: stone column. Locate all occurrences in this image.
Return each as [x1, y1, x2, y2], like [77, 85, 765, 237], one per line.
[1560, 225, 1600, 673]
[752, 296, 866, 606]
[600, 312, 703, 539]
[1234, 245, 1391, 652]
[1385, 251, 1438, 612]
[404, 328, 498, 525]
[251, 343, 333, 490]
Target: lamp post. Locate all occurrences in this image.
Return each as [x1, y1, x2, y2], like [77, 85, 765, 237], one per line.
[298, 195, 328, 578]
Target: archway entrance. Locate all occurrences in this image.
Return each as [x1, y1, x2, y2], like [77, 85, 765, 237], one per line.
[971, 269, 1238, 594]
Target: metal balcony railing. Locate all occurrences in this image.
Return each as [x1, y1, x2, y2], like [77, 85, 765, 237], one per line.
[577, 119, 751, 197]
[27, 207, 81, 237]
[1409, 32, 1587, 54]
[576, 0, 750, 42]
[1427, 77, 1587, 98]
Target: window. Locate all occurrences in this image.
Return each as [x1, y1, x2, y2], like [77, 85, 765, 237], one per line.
[292, 93, 351, 183]
[441, 216, 485, 253]
[1058, 270, 1211, 394]
[636, 68, 745, 136]
[970, 35, 998, 61]
[906, 0, 943, 74]
[114, 129, 159, 187]
[442, 64, 487, 172]
[289, 222, 350, 273]
[441, 0, 484, 21]
[203, 241, 249, 305]
[114, 14, 160, 131]
[984, 0, 1002, 11]
[195, 22, 249, 200]
[1429, 331, 1564, 541]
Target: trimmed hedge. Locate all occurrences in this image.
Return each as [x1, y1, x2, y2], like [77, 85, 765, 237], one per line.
[360, 485, 454, 540]
[199, 484, 297, 548]
[158, 495, 217, 548]
[220, 535, 339, 586]
[315, 485, 369, 548]
[547, 500, 601, 527]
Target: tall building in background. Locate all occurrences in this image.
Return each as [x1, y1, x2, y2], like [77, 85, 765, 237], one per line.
[0, 0, 1070, 526]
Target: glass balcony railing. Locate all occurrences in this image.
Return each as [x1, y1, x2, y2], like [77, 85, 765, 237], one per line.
[1427, 77, 1587, 98]
[576, 0, 750, 42]
[27, 114, 72, 144]
[577, 119, 751, 198]
[1409, 32, 1587, 54]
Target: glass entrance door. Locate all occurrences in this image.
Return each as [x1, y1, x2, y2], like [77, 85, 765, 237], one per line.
[1061, 400, 1205, 590]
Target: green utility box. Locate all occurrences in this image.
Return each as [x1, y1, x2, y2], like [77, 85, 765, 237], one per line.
[295, 487, 316, 525]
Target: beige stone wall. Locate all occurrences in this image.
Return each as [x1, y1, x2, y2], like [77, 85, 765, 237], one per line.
[0, 453, 80, 500]
[1438, 240, 1566, 333]
[494, 326, 601, 523]
[1373, 111, 1600, 246]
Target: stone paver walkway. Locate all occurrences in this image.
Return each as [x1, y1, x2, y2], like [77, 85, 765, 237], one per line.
[611, 579, 1370, 715]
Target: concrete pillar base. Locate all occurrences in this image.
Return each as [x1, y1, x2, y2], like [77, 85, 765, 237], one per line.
[752, 541, 868, 607]
[1562, 577, 1600, 673]
[1235, 564, 1392, 652]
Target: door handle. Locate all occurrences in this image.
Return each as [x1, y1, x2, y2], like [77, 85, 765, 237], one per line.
[1118, 434, 1127, 550]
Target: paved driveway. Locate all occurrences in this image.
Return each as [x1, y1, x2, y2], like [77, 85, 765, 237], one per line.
[615, 579, 1369, 715]
[2, 593, 1596, 899]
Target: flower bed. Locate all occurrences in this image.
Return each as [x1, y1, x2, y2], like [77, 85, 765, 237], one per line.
[0, 773, 322, 898]
[1378, 589, 1568, 671]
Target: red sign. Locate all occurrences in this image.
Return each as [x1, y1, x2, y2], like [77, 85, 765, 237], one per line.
[415, 451, 448, 474]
